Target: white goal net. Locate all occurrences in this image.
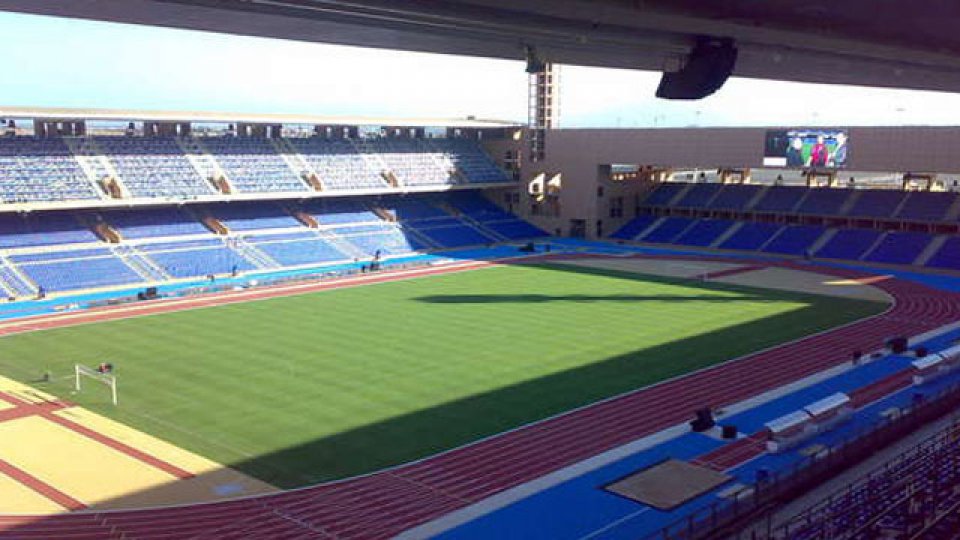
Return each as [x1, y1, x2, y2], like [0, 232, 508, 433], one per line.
[74, 364, 118, 405]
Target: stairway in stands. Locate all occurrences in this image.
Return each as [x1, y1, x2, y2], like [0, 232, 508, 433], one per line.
[177, 137, 234, 193]
[350, 139, 395, 186]
[314, 228, 371, 260]
[0, 256, 38, 297]
[437, 200, 506, 242]
[230, 237, 281, 270]
[271, 138, 321, 191]
[112, 245, 169, 282]
[63, 137, 130, 198]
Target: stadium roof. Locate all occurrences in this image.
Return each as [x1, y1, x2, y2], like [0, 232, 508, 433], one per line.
[4, 1, 960, 94]
[0, 105, 520, 128]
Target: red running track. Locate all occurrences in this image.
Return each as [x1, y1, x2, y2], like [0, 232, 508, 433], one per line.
[2, 255, 960, 540]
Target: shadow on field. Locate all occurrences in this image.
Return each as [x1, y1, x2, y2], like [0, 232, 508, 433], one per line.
[228, 306, 867, 488]
[0, 259, 887, 537]
[416, 293, 774, 304]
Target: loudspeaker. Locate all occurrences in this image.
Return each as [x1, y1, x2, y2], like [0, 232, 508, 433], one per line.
[690, 407, 715, 432]
[722, 425, 738, 439]
[656, 37, 738, 100]
[887, 337, 909, 354]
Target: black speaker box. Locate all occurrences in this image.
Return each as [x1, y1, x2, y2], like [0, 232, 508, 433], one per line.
[690, 407, 715, 432]
[887, 337, 909, 354]
[656, 38, 738, 100]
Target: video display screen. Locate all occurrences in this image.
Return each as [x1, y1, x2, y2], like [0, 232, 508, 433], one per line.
[763, 129, 848, 169]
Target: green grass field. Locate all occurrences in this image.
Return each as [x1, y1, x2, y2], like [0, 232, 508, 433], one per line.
[0, 263, 885, 487]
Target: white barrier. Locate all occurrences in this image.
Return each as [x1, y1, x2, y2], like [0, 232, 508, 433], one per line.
[803, 392, 852, 432]
[912, 344, 960, 385]
[765, 410, 813, 453]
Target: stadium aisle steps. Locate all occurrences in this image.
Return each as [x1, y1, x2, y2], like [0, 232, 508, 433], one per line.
[743, 185, 769, 211]
[640, 217, 697, 243]
[944, 194, 960, 220]
[862, 231, 933, 265]
[706, 184, 761, 211]
[673, 219, 735, 247]
[813, 229, 883, 260]
[923, 237, 960, 271]
[837, 190, 862, 216]
[808, 228, 838, 254]
[609, 214, 658, 240]
[897, 191, 957, 221]
[710, 221, 744, 248]
[718, 222, 781, 251]
[915, 235, 949, 266]
[761, 225, 827, 256]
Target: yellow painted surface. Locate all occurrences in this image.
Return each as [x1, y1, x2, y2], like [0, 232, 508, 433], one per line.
[0, 470, 65, 514]
[53, 407, 277, 508]
[0, 416, 176, 506]
[0, 374, 59, 404]
[0, 400, 14, 412]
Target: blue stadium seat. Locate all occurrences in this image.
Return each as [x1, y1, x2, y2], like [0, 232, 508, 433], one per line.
[642, 183, 685, 206]
[863, 231, 932, 265]
[0, 212, 98, 249]
[795, 188, 851, 215]
[201, 136, 308, 193]
[101, 207, 209, 239]
[95, 136, 212, 199]
[762, 225, 826, 255]
[206, 203, 302, 231]
[925, 237, 960, 271]
[897, 192, 957, 221]
[673, 219, 735, 247]
[675, 184, 722, 208]
[0, 137, 99, 203]
[847, 190, 907, 218]
[815, 229, 883, 260]
[609, 214, 658, 240]
[12, 248, 143, 292]
[707, 185, 761, 210]
[718, 223, 782, 251]
[141, 240, 255, 278]
[751, 186, 805, 213]
[640, 217, 696, 243]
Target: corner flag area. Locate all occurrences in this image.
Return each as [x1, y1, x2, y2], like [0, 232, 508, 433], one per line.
[0, 375, 276, 514]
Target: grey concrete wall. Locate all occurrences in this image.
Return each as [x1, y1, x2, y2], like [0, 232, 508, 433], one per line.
[514, 126, 960, 238]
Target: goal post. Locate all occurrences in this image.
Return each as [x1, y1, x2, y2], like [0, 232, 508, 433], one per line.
[74, 364, 118, 406]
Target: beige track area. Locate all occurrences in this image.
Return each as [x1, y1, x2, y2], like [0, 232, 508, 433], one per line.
[556, 258, 891, 302]
[558, 258, 743, 279]
[712, 267, 891, 302]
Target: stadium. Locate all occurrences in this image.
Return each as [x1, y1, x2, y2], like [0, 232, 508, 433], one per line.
[2, 2, 960, 540]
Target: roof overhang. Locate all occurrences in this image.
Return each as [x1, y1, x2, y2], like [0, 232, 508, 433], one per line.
[0, 105, 520, 128]
[3, 0, 960, 94]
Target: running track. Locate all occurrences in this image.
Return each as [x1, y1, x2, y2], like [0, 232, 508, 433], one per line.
[2, 254, 960, 540]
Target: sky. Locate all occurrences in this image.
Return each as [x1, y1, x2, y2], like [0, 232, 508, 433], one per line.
[6, 11, 960, 128]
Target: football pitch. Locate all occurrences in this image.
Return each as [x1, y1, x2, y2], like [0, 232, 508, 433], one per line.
[0, 263, 886, 488]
